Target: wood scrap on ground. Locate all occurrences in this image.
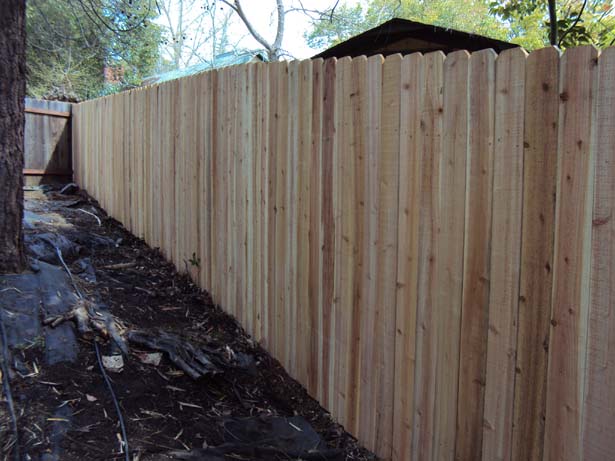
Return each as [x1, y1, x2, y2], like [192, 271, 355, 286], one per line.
[43, 298, 128, 354]
[43, 300, 255, 380]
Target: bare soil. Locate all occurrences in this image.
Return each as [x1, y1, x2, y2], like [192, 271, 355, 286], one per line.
[3, 189, 374, 461]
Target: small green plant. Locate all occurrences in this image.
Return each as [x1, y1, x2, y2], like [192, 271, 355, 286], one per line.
[188, 252, 201, 268]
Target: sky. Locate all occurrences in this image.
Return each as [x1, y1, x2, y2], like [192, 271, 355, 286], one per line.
[155, 0, 362, 66]
[233, 0, 351, 59]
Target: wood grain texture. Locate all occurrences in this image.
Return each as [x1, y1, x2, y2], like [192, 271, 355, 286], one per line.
[392, 51, 422, 461]
[334, 55, 352, 426]
[275, 61, 290, 363]
[512, 46, 559, 461]
[24, 99, 72, 185]
[374, 53, 401, 459]
[544, 45, 597, 461]
[582, 46, 615, 461]
[433, 49, 468, 461]
[71, 49, 615, 461]
[320, 57, 336, 407]
[287, 60, 299, 376]
[456, 48, 496, 461]
[308, 58, 324, 398]
[295, 59, 313, 394]
[345, 55, 367, 436]
[412, 51, 444, 461]
[482, 47, 526, 461]
[357, 54, 384, 452]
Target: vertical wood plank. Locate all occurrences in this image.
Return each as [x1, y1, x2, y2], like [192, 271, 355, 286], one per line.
[265, 62, 279, 354]
[223, 67, 233, 312]
[308, 58, 324, 397]
[163, 81, 177, 262]
[258, 62, 270, 344]
[412, 51, 444, 461]
[433, 49, 470, 461]
[198, 71, 212, 291]
[482, 47, 526, 461]
[346, 54, 367, 435]
[334, 55, 352, 425]
[273, 61, 290, 360]
[320, 57, 337, 406]
[296, 59, 313, 387]
[456, 49, 496, 461]
[375, 53, 401, 459]
[188, 77, 200, 283]
[357, 54, 383, 450]
[152, 86, 162, 250]
[544, 45, 598, 461]
[286, 60, 299, 374]
[392, 52, 423, 461]
[244, 64, 254, 334]
[510, 46, 558, 453]
[228, 66, 238, 317]
[250, 63, 260, 341]
[211, 69, 223, 306]
[582, 47, 615, 460]
[143, 89, 151, 245]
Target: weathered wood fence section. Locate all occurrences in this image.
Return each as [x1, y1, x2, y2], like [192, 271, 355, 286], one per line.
[24, 98, 72, 185]
[72, 46, 615, 461]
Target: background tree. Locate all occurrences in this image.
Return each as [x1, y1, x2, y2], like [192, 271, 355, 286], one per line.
[306, 0, 509, 50]
[306, 0, 615, 52]
[27, 0, 162, 100]
[219, 0, 286, 61]
[157, 0, 235, 69]
[490, 0, 615, 49]
[0, 0, 26, 273]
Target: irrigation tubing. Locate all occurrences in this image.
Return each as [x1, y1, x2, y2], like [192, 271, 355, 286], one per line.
[53, 244, 130, 461]
[94, 340, 130, 461]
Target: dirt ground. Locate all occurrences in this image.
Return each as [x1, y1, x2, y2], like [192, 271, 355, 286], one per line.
[0, 187, 375, 461]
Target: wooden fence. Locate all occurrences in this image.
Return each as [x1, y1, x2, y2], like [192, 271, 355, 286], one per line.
[24, 98, 72, 185]
[72, 45, 615, 461]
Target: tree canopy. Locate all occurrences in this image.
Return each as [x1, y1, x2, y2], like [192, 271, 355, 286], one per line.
[306, 0, 615, 52]
[26, 0, 162, 100]
[491, 0, 615, 50]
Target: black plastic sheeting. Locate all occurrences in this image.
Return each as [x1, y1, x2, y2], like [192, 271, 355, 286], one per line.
[170, 415, 342, 460]
[2, 193, 342, 461]
[0, 261, 79, 365]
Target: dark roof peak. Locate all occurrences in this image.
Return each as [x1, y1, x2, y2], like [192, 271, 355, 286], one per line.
[313, 17, 517, 60]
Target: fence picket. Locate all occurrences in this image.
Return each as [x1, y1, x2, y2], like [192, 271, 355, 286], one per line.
[583, 47, 615, 460]
[482, 47, 526, 461]
[544, 45, 598, 461]
[72, 48, 615, 461]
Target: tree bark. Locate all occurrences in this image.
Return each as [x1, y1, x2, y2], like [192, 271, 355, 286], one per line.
[0, 0, 26, 274]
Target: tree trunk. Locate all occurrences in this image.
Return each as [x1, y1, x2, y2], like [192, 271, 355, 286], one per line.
[0, 0, 26, 274]
[548, 0, 558, 46]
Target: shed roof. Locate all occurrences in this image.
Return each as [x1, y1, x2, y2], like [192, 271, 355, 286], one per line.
[144, 50, 267, 85]
[313, 18, 517, 59]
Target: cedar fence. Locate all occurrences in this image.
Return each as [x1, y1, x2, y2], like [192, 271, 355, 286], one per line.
[72, 45, 615, 461]
[24, 98, 72, 185]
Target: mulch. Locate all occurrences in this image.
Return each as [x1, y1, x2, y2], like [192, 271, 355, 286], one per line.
[4, 188, 375, 461]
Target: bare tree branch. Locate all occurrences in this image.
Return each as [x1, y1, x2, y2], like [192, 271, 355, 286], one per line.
[558, 0, 588, 46]
[220, 0, 277, 57]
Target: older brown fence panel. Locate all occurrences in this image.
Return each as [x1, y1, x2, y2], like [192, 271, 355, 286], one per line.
[72, 46, 615, 461]
[24, 98, 72, 185]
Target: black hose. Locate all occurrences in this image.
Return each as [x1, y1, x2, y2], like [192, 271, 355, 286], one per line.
[52, 243, 130, 461]
[94, 341, 130, 461]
